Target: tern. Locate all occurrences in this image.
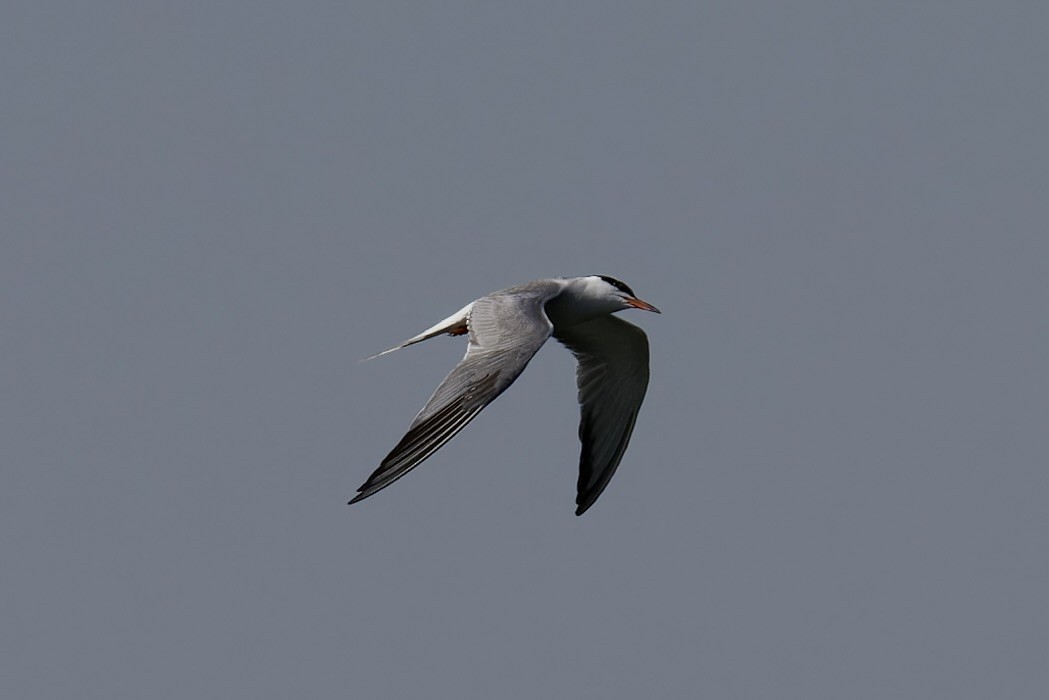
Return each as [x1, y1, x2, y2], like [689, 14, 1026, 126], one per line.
[350, 275, 660, 515]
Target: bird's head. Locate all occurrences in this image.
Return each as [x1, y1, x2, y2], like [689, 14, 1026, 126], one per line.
[587, 275, 661, 314]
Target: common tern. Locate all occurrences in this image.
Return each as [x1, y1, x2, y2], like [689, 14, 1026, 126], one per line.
[350, 275, 660, 515]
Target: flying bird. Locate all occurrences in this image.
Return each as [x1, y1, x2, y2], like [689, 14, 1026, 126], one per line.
[350, 275, 660, 515]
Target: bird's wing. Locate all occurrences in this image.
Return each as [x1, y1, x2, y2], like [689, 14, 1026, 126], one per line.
[350, 287, 559, 504]
[554, 315, 651, 515]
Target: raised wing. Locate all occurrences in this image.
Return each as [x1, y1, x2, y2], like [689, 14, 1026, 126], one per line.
[350, 289, 557, 505]
[554, 315, 651, 515]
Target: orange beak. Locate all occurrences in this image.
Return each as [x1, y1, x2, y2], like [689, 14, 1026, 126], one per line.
[625, 297, 661, 314]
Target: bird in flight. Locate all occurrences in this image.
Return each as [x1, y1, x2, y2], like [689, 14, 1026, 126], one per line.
[350, 275, 660, 515]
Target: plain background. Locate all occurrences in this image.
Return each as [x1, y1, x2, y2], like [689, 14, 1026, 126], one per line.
[4, 2, 1047, 698]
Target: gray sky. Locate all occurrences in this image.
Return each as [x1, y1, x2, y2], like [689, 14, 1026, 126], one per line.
[4, 2, 1048, 698]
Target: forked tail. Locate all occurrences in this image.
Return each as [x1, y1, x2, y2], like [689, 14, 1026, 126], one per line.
[360, 302, 474, 361]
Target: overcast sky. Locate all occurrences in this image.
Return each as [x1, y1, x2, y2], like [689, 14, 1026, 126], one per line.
[4, 2, 1048, 698]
